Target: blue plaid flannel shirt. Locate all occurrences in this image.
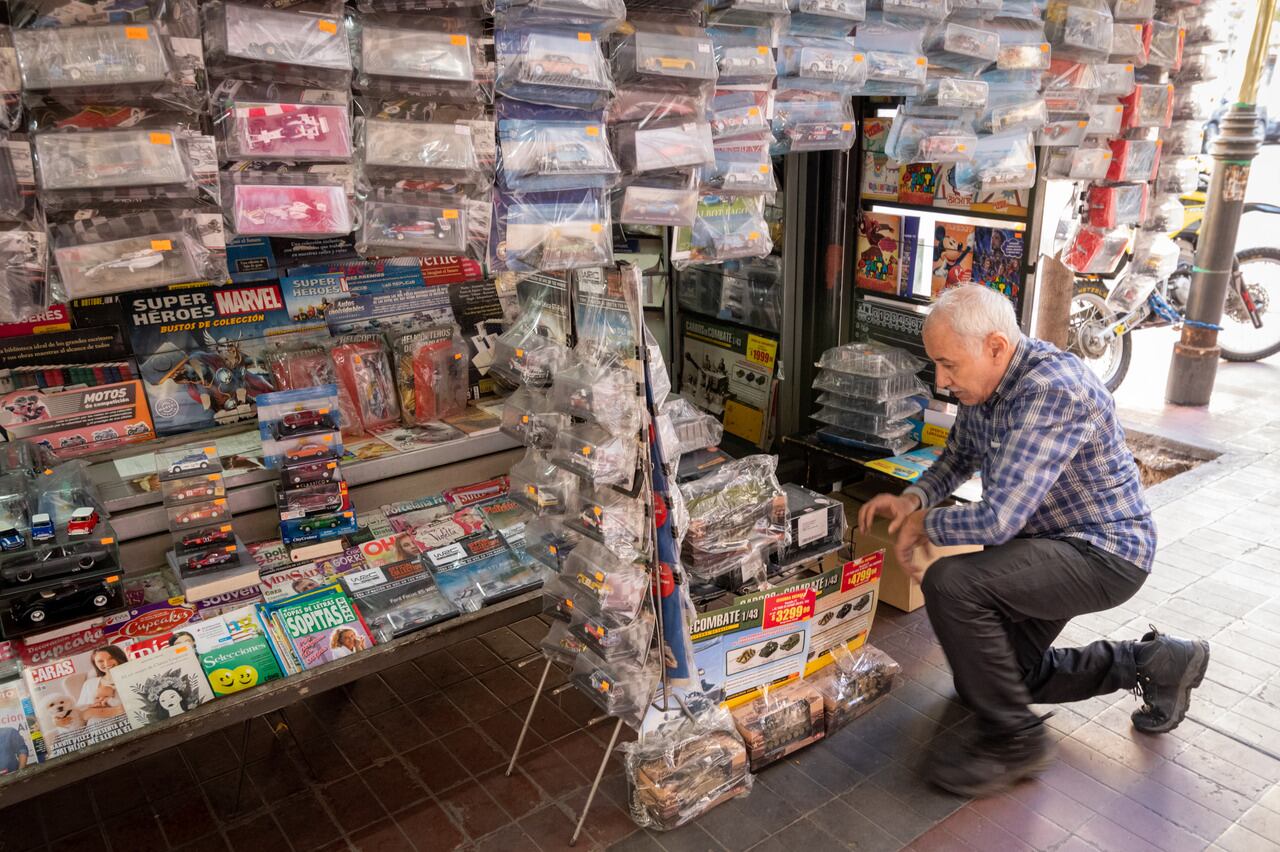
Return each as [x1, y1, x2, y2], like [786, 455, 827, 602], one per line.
[905, 337, 1156, 571]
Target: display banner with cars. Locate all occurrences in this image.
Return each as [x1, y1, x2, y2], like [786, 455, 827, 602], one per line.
[678, 315, 778, 447]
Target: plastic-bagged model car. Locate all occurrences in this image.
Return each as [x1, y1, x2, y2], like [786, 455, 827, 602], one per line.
[204, 1, 353, 89]
[496, 28, 614, 110]
[810, 643, 900, 731]
[35, 128, 195, 201]
[223, 100, 353, 162]
[53, 221, 215, 298]
[613, 32, 717, 96]
[549, 421, 639, 489]
[359, 197, 467, 256]
[356, 23, 481, 100]
[227, 180, 353, 238]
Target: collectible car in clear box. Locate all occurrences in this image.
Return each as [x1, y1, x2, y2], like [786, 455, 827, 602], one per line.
[360, 26, 476, 84]
[55, 231, 205, 296]
[505, 219, 611, 272]
[559, 538, 649, 620]
[550, 360, 640, 436]
[619, 185, 698, 227]
[615, 32, 717, 90]
[716, 44, 777, 81]
[35, 129, 191, 191]
[510, 448, 577, 514]
[512, 31, 611, 92]
[227, 102, 353, 162]
[360, 200, 466, 255]
[791, 0, 866, 21]
[626, 122, 715, 173]
[549, 422, 638, 489]
[709, 96, 770, 140]
[780, 43, 866, 86]
[362, 118, 481, 180]
[864, 50, 928, 86]
[230, 183, 353, 237]
[14, 24, 173, 92]
[997, 42, 1051, 71]
[210, 2, 352, 85]
[929, 23, 999, 62]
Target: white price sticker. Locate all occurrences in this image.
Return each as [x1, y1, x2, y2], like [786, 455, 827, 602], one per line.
[797, 509, 829, 547]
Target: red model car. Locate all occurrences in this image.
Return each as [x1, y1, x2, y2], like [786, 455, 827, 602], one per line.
[181, 526, 234, 550]
[184, 549, 236, 573]
[287, 461, 337, 487]
[176, 505, 224, 526]
[174, 483, 216, 502]
[285, 442, 331, 463]
[67, 508, 99, 536]
[278, 409, 333, 437]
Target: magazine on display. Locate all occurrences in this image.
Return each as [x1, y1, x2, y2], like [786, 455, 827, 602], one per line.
[0, 674, 39, 773]
[259, 585, 375, 671]
[113, 644, 215, 730]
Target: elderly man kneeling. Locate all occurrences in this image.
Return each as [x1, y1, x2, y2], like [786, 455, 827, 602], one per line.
[859, 285, 1209, 797]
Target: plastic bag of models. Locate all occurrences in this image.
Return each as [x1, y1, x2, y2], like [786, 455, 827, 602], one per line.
[500, 386, 567, 448]
[353, 17, 486, 102]
[52, 209, 224, 298]
[729, 678, 826, 770]
[769, 96, 856, 154]
[623, 695, 752, 831]
[203, 1, 353, 90]
[492, 188, 613, 273]
[33, 127, 199, 208]
[680, 454, 787, 559]
[817, 341, 925, 378]
[676, 195, 772, 265]
[493, 0, 627, 32]
[358, 116, 485, 186]
[710, 32, 777, 84]
[509, 447, 578, 515]
[495, 28, 614, 110]
[614, 119, 715, 175]
[550, 357, 642, 437]
[390, 324, 469, 425]
[809, 642, 900, 732]
[662, 397, 723, 455]
[0, 225, 47, 325]
[490, 324, 572, 389]
[548, 421, 639, 490]
[223, 173, 354, 238]
[703, 143, 776, 196]
[557, 538, 650, 620]
[567, 484, 649, 553]
[788, 0, 867, 36]
[1043, 0, 1114, 61]
[213, 82, 354, 163]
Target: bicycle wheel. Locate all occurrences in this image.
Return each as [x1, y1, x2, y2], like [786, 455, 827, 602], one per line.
[1220, 247, 1280, 362]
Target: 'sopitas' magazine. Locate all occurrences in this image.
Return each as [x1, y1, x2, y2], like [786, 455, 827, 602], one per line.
[259, 585, 374, 670]
[19, 620, 132, 759]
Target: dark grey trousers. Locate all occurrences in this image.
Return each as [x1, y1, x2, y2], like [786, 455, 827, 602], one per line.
[921, 536, 1149, 736]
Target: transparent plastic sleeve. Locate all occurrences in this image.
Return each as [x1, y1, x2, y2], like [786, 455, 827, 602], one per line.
[681, 454, 786, 567]
[1084, 101, 1125, 136]
[771, 97, 856, 154]
[729, 679, 825, 770]
[778, 38, 867, 93]
[881, 0, 951, 25]
[550, 358, 642, 437]
[570, 649, 658, 728]
[224, 174, 354, 238]
[810, 643, 900, 732]
[883, 113, 978, 164]
[662, 397, 724, 454]
[612, 32, 718, 96]
[712, 39, 778, 83]
[500, 386, 567, 448]
[331, 336, 401, 432]
[568, 484, 649, 552]
[218, 93, 354, 163]
[816, 425, 917, 455]
[1106, 138, 1161, 183]
[1145, 20, 1185, 71]
[709, 91, 772, 141]
[971, 130, 1037, 191]
[812, 408, 914, 436]
[203, 1, 353, 89]
[704, 144, 777, 195]
[812, 367, 929, 401]
[358, 192, 471, 258]
[912, 78, 988, 111]
[495, 28, 614, 110]
[1061, 223, 1130, 274]
[509, 446, 579, 515]
[1106, 272, 1159, 314]
[494, 0, 627, 31]
[549, 421, 638, 490]
[790, 0, 867, 33]
[559, 538, 650, 622]
[623, 700, 752, 831]
[1156, 156, 1199, 195]
[615, 121, 716, 175]
[708, 0, 792, 26]
[494, 189, 613, 274]
[13, 23, 197, 110]
[1087, 182, 1149, 229]
[1132, 228, 1179, 280]
[34, 128, 197, 207]
[816, 341, 925, 377]
[0, 227, 47, 325]
[391, 324, 469, 425]
[1121, 83, 1174, 130]
[497, 112, 620, 192]
[355, 20, 484, 102]
[490, 325, 572, 388]
[1044, 0, 1114, 61]
[1045, 144, 1113, 180]
[1143, 193, 1184, 233]
[925, 22, 1000, 75]
[359, 117, 485, 187]
[814, 391, 923, 419]
[52, 210, 223, 298]
[1160, 122, 1203, 157]
[1094, 63, 1136, 97]
[1109, 21, 1147, 62]
[678, 195, 773, 264]
[1110, 0, 1153, 20]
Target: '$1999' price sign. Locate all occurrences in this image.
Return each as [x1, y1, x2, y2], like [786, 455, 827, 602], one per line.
[762, 588, 816, 629]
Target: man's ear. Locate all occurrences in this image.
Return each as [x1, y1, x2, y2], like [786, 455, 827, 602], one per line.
[986, 332, 1009, 360]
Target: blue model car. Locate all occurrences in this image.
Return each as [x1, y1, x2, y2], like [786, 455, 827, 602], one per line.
[30, 513, 54, 542]
[167, 452, 212, 476]
[0, 528, 23, 551]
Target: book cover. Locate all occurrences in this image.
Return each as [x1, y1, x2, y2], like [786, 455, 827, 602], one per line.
[931, 222, 976, 298]
[340, 561, 459, 642]
[261, 585, 374, 670]
[189, 606, 283, 695]
[0, 674, 39, 773]
[898, 163, 937, 207]
[113, 644, 214, 730]
[861, 116, 893, 154]
[19, 621, 132, 759]
[860, 152, 900, 202]
[972, 187, 1029, 217]
[855, 213, 902, 295]
[972, 228, 1025, 302]
[899, 217, 922, 298]
[933, 163, 977, 210]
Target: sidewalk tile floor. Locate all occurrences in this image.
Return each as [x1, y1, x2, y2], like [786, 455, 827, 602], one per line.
[2, 355, 1279, 851]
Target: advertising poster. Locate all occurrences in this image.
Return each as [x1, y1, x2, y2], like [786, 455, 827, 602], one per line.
[678, 315, 777, 447]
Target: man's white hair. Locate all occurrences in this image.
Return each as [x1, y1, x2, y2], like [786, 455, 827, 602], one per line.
[924, 285, 1022, 346]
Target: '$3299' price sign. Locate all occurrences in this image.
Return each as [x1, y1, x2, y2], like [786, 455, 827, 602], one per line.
[762, 588, 816, 629]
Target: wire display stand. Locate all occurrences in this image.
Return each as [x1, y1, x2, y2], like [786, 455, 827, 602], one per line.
[499, 263, 695, 845]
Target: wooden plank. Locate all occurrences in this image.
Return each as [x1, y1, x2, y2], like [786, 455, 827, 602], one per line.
[0, 591, 541, 808]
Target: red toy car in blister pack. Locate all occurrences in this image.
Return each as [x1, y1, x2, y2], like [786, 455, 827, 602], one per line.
[1106, 139, 1162, 183]
[1062, 225, 1130, 275]
[1086, 183, 1150, 229]
[1120, 84, 1174, 130]
[332, 338, 400, 432]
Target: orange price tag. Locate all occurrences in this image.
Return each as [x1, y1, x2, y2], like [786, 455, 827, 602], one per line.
[916, 57, 927, 66]
[443, 209, 459, 219]
[578, 32, 591, 41]
[149, 132, 172, 145]
[748, 231, 760, 240]
[125, 26, 149, 40]
[748, 107, 760, 117]
[585, 125, 600, 136]
[758, 164, 769, 173]
[841, 122, 852, 131]
[1040, 43, 1050, 52]
[450, 34, 467, 46]
[150, 239, 172, 251]
[757, 45, 769, 54]
[590, 223, 602, 233]
[318, 19, 338, 34]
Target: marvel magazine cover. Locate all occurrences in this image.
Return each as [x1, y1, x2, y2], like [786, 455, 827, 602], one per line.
[260, 585, 375, 670]
[113, 644, 215, 730]
[19, 620, 132, 759]
[121, 282, 311, 435]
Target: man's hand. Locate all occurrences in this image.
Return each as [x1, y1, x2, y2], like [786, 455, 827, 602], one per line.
[894, 509, 931, 584]
[858, 492, 922, 535]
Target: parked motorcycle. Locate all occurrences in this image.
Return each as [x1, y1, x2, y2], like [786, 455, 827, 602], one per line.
[1065, 177, 1280, 391]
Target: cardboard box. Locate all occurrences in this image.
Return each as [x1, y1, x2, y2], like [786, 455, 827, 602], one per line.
[848, 499, 981, 613]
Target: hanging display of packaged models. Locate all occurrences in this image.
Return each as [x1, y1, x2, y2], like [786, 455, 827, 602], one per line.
[35, 129, 194, 195]
[203, 2, 353, 89]
[14, 24, 176, 93]
[356, 24, 480, 96]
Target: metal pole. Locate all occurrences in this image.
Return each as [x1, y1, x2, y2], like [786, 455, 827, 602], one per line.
[505, 657, 552, 776]
[1167, 0, 1277, 405]
[569, 717, 624, 847]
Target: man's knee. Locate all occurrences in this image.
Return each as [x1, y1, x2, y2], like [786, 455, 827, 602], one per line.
[921, 554, 973, 603]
